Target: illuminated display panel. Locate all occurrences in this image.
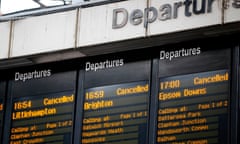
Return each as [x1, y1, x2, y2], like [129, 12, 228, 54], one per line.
[82, 81, 149, 143]
[157, 46, 231, 144]
[0, 81, 6, 142]
[7, 67, 77, 144]
[80, 56, 151, 144]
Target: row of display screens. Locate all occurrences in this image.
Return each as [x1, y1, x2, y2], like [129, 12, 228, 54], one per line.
[0, 45, 235, 144]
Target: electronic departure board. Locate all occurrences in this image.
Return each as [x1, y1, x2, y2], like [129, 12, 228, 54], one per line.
[0, 40, 237, 144]
[79, 55, 151, 144]
[4, 67, 77, 144]
[0, 81, 6, 142]
[157, 46, 231, 143]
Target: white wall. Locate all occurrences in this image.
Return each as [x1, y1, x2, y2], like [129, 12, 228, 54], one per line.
[77, 0, 146, 47]
[10, 10, 77, 57]
[0, 22, 10, 59]
[72, 0, 84, 4]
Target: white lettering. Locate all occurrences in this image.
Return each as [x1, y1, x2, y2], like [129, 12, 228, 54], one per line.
[14, 69, 51, 82]
[160, 47, 201, 61]
[85, 59, 124, 72]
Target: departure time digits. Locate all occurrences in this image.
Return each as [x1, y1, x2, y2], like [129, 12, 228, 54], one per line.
[160, 80, 180, 90]
[85, 91, 104, 100]
[14, 101, 32, 110]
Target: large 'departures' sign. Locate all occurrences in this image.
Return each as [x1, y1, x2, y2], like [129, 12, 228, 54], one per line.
[113, 0, 215, 28]
[112, 0, 240, 31]
[78, 0, 239, 47]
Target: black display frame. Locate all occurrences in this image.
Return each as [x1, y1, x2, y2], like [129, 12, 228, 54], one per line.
[2, 61, 79, 144]
[230, 46, 239, 144]
[149, 38, 238, 144]
[0, 80, 6, 144]
[0, 36, 239, 144]
[75, 51, 153, 144]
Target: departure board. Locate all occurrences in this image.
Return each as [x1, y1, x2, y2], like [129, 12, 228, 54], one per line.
[79, 56, 151, 144]
[158, 70, 229, 143]
[6, 68, 77, 144]
[0, 81, 6, 142]
[157, 46, 231, 144]
[82, 81, 149, 144]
